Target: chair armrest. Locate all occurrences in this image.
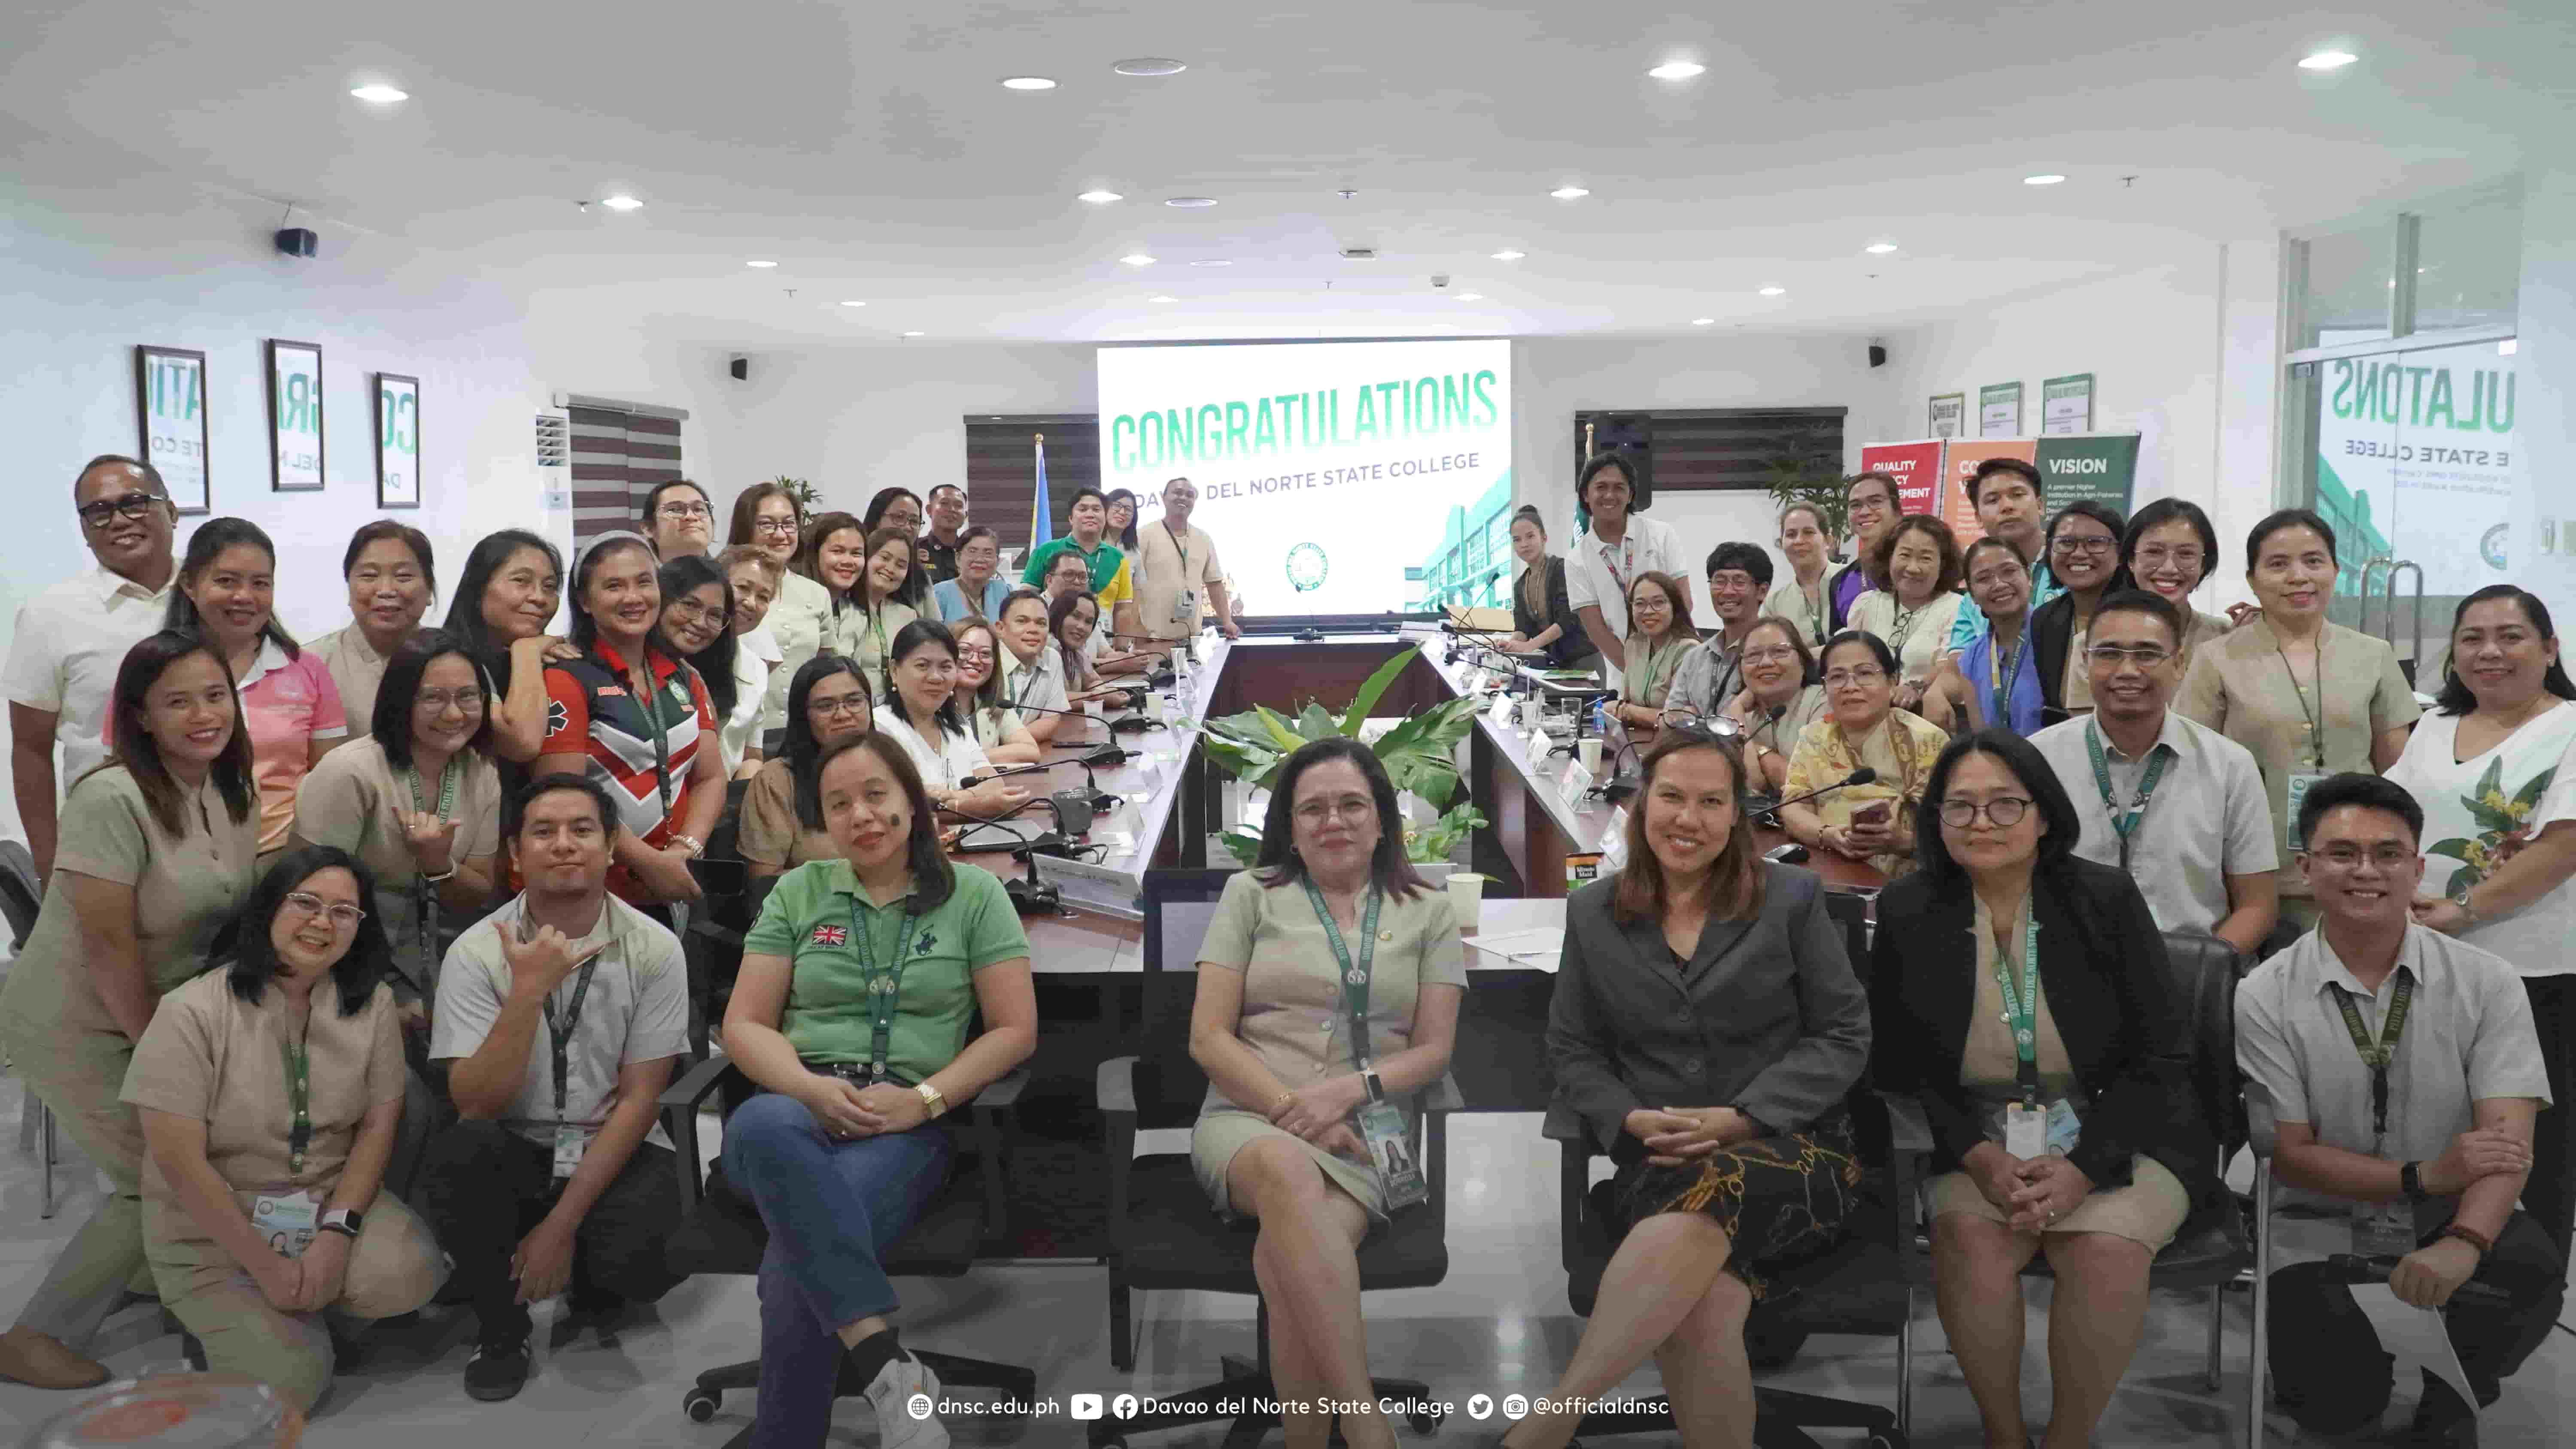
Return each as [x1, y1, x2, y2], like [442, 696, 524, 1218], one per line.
[660, 1052, 736, 1112]
[974, 1065, 1029, 1110]
[961, 1069, 1024, 1240]
[1422, 1074, 1464, 1116]
[660, 1057, 741, 1218]
[1880, 1090, 1933, 1155]
[1874, 1088, 1934, 1248]
[1096, 1056, 1139, 1258]
[1096, 1055, 1139, 1122]
[689, 919, 744, 951]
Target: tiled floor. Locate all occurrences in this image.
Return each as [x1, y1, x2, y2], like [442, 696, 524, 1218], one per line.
[5, 1094, 2570, 1446]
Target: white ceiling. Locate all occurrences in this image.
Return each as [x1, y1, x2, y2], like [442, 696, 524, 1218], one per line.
[4, 0, 2570, 346]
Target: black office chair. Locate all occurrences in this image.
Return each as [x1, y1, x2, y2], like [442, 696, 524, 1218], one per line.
[659, 1053, 1036, 1440]
[1092, 867, 1459, 1447]
[680, 776, 757, 1057]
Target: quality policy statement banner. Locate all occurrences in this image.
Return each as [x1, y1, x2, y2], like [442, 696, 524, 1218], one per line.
[2315, 341, 2519, 596]
[1098, 339, 1512, 615]
[2032, 435, 2138, 515]
[1936, 439, 2037, 549]
[1859, 440, 1946, 519]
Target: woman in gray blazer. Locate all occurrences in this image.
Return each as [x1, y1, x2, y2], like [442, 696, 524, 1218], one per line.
[1507, 729, 1873, 1449]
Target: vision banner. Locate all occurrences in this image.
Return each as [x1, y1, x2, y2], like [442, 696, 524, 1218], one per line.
[2032, 434, 2138, 514]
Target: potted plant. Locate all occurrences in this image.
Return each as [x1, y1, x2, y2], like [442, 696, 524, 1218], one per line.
[1759, 420, 1855, 559]
[1200, 648, 1489, 867]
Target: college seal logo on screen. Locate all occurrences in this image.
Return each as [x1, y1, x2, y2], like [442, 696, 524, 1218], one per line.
[1285, 543, 1328, 594]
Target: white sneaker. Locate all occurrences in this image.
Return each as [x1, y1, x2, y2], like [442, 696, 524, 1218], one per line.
[863, 1351, 948, 1449]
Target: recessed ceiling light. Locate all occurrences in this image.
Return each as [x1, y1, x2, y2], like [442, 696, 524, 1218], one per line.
[349, 83, 408, 103]
[1865, 242, 1899, 255]
[1120, 253, 1157, 266]
[1456, 293, 1484, 302]
[1150, 295, 1177, 303]
[1758, 286, 1786, 297]
[903, 330, 926, 337]
[1189, 259, 1232, 267]
[840, 300, 867, 308]
[1000, 76, 1057, 90]
[1077, 189, 1124, 204]
[2023, 173, 2067, 186]
[2500, 339, 2519, 356]
[1164, 197, 1218, 208]
[1647, 61, 1705, 81]
[747, 259, 778, 268]
[600, 194, 644, 211]
[2298, 49, 2358, 71]
[1491, 249, 1525, 261]
[1112, 57, 1188, 76]
[1550, 185, 1590, 200]
[1692, 317, 1715, 326]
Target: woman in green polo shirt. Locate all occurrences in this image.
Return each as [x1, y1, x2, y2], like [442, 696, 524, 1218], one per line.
[719, 731, 1037, 1449]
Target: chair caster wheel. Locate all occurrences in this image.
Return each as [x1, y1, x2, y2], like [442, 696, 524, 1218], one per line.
[1096, 1438, 1128, 1449]
[1408, 1409, 1446, 1434]
[682, 1388, 720, 1422]
[1867, 1432, 1905, 1449]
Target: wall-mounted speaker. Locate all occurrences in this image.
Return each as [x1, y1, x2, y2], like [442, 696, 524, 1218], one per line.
[1868, 343, 1889, 368]
[729, 356, 749, 381]
[273, 227, 318, 258]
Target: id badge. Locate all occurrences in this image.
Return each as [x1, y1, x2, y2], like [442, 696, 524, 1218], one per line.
[2044, 1098, 2083, 1157]
[1355, 1099, 1428, 1210]
[2350, 1198, 2418, 1259]
[251, 1189, 319, 1259]
[2284, 770, 2331, 850]
[1173, 587, 1198, 625]
[553, 1125, 590, 1181]
[2003, 1102, 2048, 1160]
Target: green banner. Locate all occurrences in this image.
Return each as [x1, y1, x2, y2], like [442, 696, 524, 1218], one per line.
[2033, 434, 2138, 514]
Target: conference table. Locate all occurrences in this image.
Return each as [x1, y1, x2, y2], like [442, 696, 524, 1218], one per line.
[948, 627, 1885, 976]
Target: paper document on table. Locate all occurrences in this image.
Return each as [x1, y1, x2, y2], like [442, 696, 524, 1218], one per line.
[1463, 928, 1565, 964]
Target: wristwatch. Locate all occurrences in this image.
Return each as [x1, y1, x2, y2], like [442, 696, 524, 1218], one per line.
[2401, 1160, 2430, 1202]
[914, 1081, 948, 1119]
[320, 1208, 363, 1239]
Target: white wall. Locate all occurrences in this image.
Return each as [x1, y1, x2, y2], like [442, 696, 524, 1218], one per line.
[2510, 169, 2576, 630]
[0, 176, 563, 844]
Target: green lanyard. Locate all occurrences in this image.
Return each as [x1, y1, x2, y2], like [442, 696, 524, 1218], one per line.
[400, 758, 462, 970]
[1301, 878, 1386, 1083]
[2331, 969, 2415, 1146]
[1990, 634, 2026, 730]
[851, 897, 930, 1084]
[2273, 632, 2328, 768]
[2084, 721, 2174, 871]
[1992, 909, 2045, 1104]
[280, 1028, 313, 1176]
[869, 606, 890, 673]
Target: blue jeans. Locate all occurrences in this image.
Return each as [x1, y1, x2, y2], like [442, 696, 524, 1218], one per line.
[722, 1091, 952, 1449]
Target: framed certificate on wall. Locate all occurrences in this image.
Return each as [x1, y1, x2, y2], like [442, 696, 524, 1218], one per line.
[267, 339, 325, 491]
[375, 372, 421, 508]
[134, 345, 211, 514]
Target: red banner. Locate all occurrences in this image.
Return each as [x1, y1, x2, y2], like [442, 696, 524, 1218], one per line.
[1858, 440, 1945, 521]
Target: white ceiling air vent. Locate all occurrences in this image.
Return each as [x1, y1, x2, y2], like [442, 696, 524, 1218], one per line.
[535, 412, 569, 467]
[1340, 247, 1376, 260]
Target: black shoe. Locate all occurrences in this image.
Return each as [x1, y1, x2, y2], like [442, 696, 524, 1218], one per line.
[2400, 1383, 2480, 1448]
[463, 1338, 533, 1401]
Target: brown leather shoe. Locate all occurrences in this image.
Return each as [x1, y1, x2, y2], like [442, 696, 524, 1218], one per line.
[0, 1326, 110, 1389]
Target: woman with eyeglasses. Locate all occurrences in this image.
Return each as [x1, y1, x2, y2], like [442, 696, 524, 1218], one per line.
[441, 530, 573, 765]
[641, 479, 716, 559]
[1188, 738, 1466, 1449]
[929, 525, 1010, 624]
[1868, 730, 2206, 1449]
[0, 632, 259, 1391]
[2178, 509, 2420, 928]
[293, 630, 503, 1012]
[731, 483, 834, 734]
[1605, 571, 1693, 733]
[1920, 537, 2046, 737]
[946, 618, 1041, 764]
[2025, 501, 2132, 720]
[657, 553, 744, 772]
[718, 545, 786, 779]
[741, 655, 873, 882]
[1716, 616, 1829, 794]
[534, 534, 723, 914]
[309, 521, 436, 735]
[1847, 514, 1966, 712]
[2382, 584, 2576, 1254]
[125, 846, 445, 1411]
[875, 620, 1030, 819]
[2119, 499, 2233, 673]
[1779, 631, 1949, 877]
[163, 518, 349, 860]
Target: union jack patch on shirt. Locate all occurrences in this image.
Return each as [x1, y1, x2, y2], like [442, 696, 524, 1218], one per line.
[811, 924, 849, 947]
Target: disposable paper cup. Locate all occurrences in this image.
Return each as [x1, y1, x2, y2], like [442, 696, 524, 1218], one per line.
[1446, 873, 1484, 923]
[1520, 698, 1545, 732]
[1145, 692, 1166, 721]
[1577, 737, 1604, 773]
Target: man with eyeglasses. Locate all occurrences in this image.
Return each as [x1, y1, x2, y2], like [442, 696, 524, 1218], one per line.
[2030, 589, 2277, 955]
[640, 479, 715, 559]
[1944, 458, 2066, 656]
[1666, 542, 1774, 721]
[2236, 773, 2560, 1447]
[5, 456, 180, 883]
[419, 775, 689, 1402]
[1826, 471, 1903, 631]
[920, 484, 970, 585]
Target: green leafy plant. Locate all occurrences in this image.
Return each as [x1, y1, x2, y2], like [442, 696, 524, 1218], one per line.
[1200, 647, 1488, 866]
[771, 476, 822, 515]
[1759, 420, 1854, 556]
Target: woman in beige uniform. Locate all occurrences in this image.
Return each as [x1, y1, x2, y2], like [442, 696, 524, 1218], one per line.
[306, 521, 436, 734]
[0, 631, 259, 1390]
[122, 846, 445, 1411]
[740, 654, 875, 884]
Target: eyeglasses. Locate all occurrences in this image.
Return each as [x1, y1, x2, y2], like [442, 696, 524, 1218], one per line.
[1823, 666, 1887, 688]
[955, 645, 996, 663]
[808, 695, 870, 719]
[282, 892, 367, 928]
[415, 687, 486, 713]
[1741, 646, 1801, 666]
[657, 502, 713, 521]
[2050, 535, 2118, 557]
[1938, 797, 2032, 828]
[667, 597, 731, 627]
[2133, 545, 2204, 572]
[1968, 567, 2025, 591]
[76, 493, 167, 528]
[751, 517, 800, 537]
[1294, 799, 1377, 827]
[2303, 843, 2417, 871]
[2084, 644, 2172, 668]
